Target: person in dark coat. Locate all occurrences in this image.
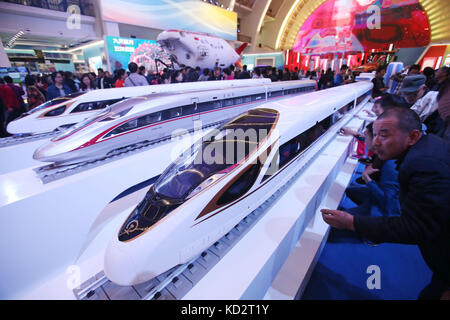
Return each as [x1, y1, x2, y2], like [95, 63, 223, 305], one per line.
[321, 107, 450, 300]
[371, 66, 388, 98]
[0, 96, 7, 137]
[46, 71, 73, 100]
[96, 68, 113, 89]
[238, 65, 251, 79]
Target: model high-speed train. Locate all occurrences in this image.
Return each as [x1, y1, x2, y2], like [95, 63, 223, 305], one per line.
[33, 80, 317, 164]
[103, 81, 373, 286]
[6, 79, 271, 135]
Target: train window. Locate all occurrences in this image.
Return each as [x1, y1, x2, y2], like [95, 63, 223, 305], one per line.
[43, 105, 66, 117]
[271, 90, 283, 97]
[28, 95, 82, 115]
[99, 108, 133, 122]
[152, 108, 278, 203]
[170, 107, 182, 118]
[198, 101, 214, 113]
[211, 100, 222, 109]
[223, 98, 234, 107]
[356, 91, 370, 105]
[260, 125, 326, 183]
[261, 152, 279, 183]
[118, 187, 181, 242]
[216, 163, 261, 206]
[243, 95, 252, 103]
[161, 107, 181, 120]
[234, 97, 243, 105]
[137, 112, 161, 127]
[103, 118, 139, 138]
[182, 104, 198, 116]
[252, 94, 263, 102]
[71, 99, 122, 113]
[279, 137, 302, 168]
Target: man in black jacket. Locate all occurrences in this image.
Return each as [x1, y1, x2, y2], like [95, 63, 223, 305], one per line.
[238, 65, 251, 79]
[96, 68, 113, 89]
[321, 107, 450, 299]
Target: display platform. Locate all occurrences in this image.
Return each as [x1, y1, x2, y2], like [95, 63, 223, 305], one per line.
[0, 97, 372, 300]
[0, 137, 51, 175]
[0, 128, 207, 299]
[184, 113, 365, 299]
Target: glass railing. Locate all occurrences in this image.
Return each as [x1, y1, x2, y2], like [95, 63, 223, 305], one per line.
[1, 0, 95, 17]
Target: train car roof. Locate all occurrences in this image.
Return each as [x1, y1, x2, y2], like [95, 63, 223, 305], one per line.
[72, 79, 273, 103]
[261, 81, 373, 144]
[110, 79, 319, 115]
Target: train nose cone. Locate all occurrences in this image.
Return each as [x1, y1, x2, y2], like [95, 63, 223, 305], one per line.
[104, 244, 138, 286]
[104, 242, 158, 286]
[33, 142, 58, 162]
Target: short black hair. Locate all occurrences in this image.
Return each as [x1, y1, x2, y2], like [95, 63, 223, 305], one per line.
[438, 66, 450, 77]
[376, 65, 386, 73]
[409, 64, 420, 72]
[25, 74, 35, 86]
[340, 64, 349, 71]
[376, 107, 422, 133]
[51, 71, 64, 81]
[97, 68, 104, 73]
[375, 94, 404, 110]
[3, 75, 13, 83]
[128, 62, 138, 73]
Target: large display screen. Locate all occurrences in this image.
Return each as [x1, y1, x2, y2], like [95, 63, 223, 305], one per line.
[105, 36, 171, 72]
[101, 0, 237, 41]
[293, 0, 430, 54]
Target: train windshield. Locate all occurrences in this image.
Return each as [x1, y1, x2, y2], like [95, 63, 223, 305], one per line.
[27, 92, 85, 115]
[52, 107, 112, 141]
[154, 108, 279, 202]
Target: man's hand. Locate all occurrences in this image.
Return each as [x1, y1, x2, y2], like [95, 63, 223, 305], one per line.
[340, 126, 358, 137]
[321, 209, 355, 231]
[362, 165, 380, 184]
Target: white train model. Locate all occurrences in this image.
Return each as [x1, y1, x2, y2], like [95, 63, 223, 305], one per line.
[103, 81, 373, 286]
[6, 79, 271, 135]
[33, 80, 317, 164]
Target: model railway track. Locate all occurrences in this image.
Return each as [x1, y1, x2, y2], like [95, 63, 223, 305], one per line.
[73, 98, 371, 300]
[0, 131, 59, 148]
[34, 120, 227, 184]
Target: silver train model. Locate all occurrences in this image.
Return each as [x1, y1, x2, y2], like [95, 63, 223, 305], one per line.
[6, 79, 271, 135]
[33, 80, 317, 164]
[103, 81, 373, 286]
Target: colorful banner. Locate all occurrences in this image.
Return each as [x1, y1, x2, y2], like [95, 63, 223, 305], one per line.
[105, 36, 171, 72]
[293, 0, 430, 54]
[101, 0, 237, 41]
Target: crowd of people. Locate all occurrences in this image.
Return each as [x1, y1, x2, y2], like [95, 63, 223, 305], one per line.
[323, 63, 450, 300]
[0, 61, 349, 137]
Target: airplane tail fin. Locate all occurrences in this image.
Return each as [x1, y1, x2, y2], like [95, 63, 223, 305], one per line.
[235, 43, 248, 55]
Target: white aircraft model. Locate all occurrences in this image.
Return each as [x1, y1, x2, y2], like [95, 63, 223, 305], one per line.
[156, 29, 247, 70]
